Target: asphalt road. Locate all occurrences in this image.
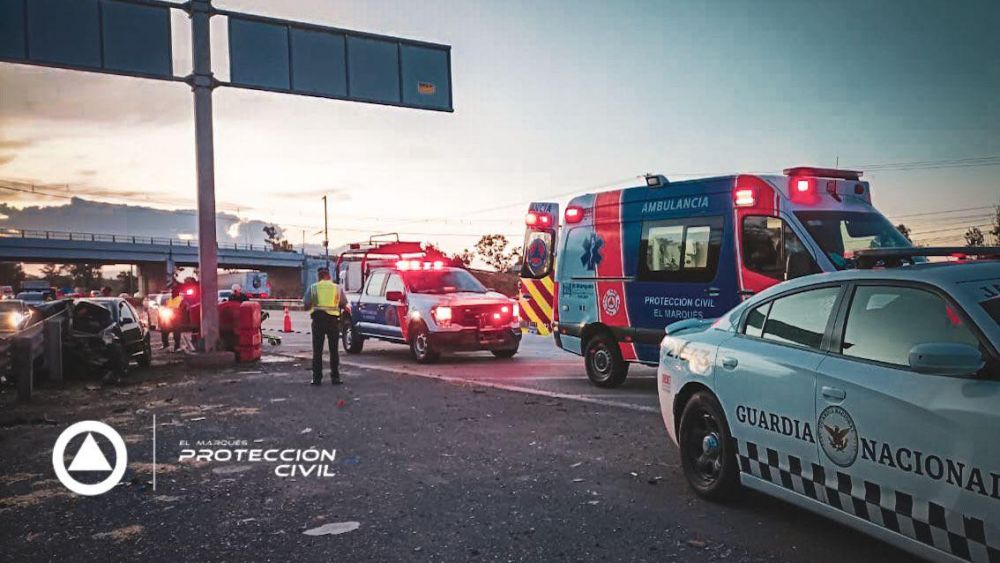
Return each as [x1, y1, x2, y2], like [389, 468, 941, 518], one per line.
[0, 323, 913, 562]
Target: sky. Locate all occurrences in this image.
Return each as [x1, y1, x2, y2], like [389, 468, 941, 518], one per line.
[1, 0, 998, 254]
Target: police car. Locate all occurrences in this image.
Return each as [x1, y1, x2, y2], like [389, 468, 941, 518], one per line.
[521, 166, 911, 388]
[657, 248, 1000, 562]
[341, 260, 521, 363]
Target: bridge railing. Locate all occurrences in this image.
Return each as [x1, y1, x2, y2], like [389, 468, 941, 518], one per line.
[0, 228, 299, 253]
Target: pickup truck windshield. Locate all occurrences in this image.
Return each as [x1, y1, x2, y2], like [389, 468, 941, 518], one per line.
[405, 269, 488, 294]
[794, 210, 912, 269]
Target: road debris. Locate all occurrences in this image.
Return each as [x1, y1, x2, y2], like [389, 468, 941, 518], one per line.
[302, 521, 361, 536]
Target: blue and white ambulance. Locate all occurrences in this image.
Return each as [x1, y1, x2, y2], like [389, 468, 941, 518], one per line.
[520, 167, 911, 387]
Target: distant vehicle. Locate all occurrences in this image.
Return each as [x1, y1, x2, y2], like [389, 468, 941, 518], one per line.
[16, 291, 46, 303]
[68, 297, 151, 379]
[89, 290, 102, 297]
[19, 280, 55, 300]
[0, 286, 14, 300]
[145, 292, 170, 330]
[522, 166, 910, 388]
[342, 261, 521, 363]
[218, 289, 233, 303]
[0, 299, 31, 333]
[217, 271, 269, 298]
[657, 248, 1000, 563]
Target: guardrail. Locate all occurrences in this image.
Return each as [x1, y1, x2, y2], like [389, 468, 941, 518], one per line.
[1, 311, 66, 401]
[0, 227, 298, 253]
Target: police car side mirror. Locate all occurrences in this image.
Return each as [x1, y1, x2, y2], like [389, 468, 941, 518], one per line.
[386, 290, 404, 303]
[908, 343, 984, 376]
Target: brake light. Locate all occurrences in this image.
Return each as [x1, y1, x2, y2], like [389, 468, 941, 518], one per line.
[565, 206, 584, 224]
[525, 212, 539, 226]
[734, 188, 756, 207]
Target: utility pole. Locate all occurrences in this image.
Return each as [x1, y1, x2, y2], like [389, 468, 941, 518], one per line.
[322, 195, 330, 269]
[190, 0, 219, 352]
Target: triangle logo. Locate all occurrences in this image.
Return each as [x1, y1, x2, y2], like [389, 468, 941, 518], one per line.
[67, 433, 113, 472]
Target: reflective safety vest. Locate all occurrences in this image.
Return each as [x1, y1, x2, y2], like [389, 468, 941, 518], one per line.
[310, 280, 341, 316]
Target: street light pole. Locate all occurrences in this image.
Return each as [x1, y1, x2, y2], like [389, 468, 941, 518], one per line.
[322, 195, 329, 269]
[190, 0, 219, 352]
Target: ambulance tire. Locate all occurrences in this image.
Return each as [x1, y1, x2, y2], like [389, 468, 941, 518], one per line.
[584, 333, 628, 388]
[409, 324, 440, 364]
[678, 391, 741, 502]
[341, 316, 364, 354]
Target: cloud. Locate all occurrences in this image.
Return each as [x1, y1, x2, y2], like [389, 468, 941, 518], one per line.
[0, 155, 16, 166]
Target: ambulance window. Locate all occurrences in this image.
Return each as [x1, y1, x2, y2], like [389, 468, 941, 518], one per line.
[742, 216, 819, 280]
[639, 217, 722, 283]
[365, 272, 387, 296]
[760, 287, 839, 349]
[521, 230, 554, 279]
[842, 286, 981, 367]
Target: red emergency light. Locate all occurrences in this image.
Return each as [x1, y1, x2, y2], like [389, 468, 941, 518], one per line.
[526, 211, 552, 227]
[185, 288, 195, 296]
[795, 178, 813, 193]
[564, 206, 584, 224]
[396, 260, 444, 271]
[734, 188, 756, 207]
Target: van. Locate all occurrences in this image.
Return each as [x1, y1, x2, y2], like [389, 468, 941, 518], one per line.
[519, 167, 911, 387]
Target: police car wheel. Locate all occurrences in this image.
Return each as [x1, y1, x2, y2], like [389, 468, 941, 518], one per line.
[409, 325, 440, 363]
[137, 337, 152, 368]
[678, 392, 741, 501]
[584, 334, 628, 388]
[341, 317, 364, 354]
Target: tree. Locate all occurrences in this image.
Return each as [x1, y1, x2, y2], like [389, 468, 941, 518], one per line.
[40, 263, 63, 283]
[989, 202, 1000, 246]
[474, 234, 521, 272]
[116, 270, 136, 295]
[452, 248, 475, 266]
[0, 262, 25, 288]
[263, 225, 293, 252]
[895, 224, 912, 242]
[66, 263, 103, 289]
[964, 226, 985, 247]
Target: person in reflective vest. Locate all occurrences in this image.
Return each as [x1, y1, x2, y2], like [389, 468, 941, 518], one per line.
[303, 267, 346, 385]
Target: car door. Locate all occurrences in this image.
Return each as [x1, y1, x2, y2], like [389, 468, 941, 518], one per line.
[117, 301, 143, 354]
[381, 273, 406, 341]
[814, 282, 1000, 560]
[715, 284, 843, 493]
[356, 271, 388, 336]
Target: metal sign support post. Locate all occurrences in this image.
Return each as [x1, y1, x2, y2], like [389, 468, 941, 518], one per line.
[189, 0, 219, 351]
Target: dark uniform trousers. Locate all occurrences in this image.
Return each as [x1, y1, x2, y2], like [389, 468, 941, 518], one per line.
[311, 311, 340, 382]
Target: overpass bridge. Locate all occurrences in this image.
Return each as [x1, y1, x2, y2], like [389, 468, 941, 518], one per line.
[0, 229, 327, 296]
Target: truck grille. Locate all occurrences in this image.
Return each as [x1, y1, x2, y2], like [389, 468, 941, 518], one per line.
[455, 304, 512, 328]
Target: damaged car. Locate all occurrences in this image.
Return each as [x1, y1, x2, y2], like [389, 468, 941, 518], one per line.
[67, 298, 152, 381]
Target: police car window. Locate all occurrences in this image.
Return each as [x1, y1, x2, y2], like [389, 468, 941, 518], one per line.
[365, 272, 387, 296]
[744, 302, 771, 338]
[639, 217, 722, 283]
[760, 287, 839, 349]
[842, 286, 980, 367]
[742, 216, 818, 280]
[385, 274, 405, 294]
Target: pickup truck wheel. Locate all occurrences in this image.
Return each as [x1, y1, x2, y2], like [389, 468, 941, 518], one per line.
[341, 316, 364, 354]
[491, 345, 518, 359]
[409, 324, 439, 364]
[584, 333, 628, 388]
[678, 391, 741, 501]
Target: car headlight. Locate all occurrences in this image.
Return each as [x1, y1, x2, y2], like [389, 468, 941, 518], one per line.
[8, 312, 23, 328]
[432, 306, 452, 325]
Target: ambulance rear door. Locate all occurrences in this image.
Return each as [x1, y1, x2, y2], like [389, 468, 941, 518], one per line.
[520, 202, 559, 335]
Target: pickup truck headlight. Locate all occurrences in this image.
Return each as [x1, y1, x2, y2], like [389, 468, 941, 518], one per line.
[432, 306, 452, 325]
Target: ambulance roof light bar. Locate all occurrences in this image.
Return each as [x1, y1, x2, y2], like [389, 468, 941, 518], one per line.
[783, 167, 862, 181]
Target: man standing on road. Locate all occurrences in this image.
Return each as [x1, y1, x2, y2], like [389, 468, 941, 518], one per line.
[303, 267, 346, 385]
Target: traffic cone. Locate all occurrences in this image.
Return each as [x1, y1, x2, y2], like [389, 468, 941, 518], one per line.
[283, 307, 292, 333]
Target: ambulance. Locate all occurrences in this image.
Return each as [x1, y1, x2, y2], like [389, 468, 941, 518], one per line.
[519, 167, 912, 387]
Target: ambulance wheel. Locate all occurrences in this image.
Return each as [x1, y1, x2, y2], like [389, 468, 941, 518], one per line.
[678, 391, 741, 501]
[409, 324, 439, 364]
[584, 333, 628, 388]
[341, 317, 364, 354]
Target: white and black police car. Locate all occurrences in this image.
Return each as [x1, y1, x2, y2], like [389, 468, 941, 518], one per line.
[657, 247, 1000, 562]
[341, 260, 521, 363]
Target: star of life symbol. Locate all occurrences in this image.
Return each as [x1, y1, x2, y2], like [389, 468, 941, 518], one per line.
[581, 233, 604, 271]
[52, 421, 128, 496]
[602, 288, 621, 317]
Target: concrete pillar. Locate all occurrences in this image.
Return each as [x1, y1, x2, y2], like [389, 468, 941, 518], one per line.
[137, 262, 169, 296]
